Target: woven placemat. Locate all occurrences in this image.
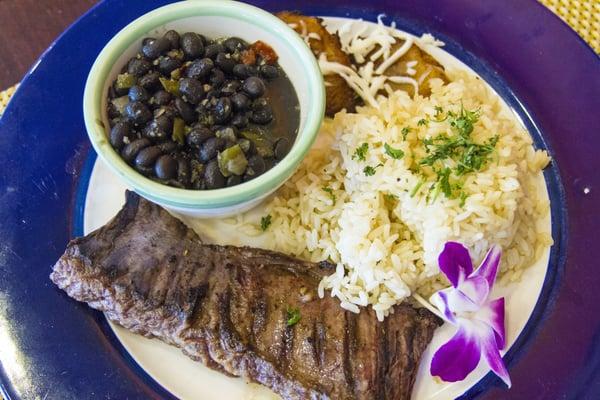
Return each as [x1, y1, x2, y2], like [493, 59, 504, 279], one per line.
[0, 0, 597, 115]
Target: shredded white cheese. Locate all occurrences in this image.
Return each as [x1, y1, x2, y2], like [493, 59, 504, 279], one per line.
[294, 14, 443, 108]
[318, 15, 428, 108]
[288, 20, 322, 46]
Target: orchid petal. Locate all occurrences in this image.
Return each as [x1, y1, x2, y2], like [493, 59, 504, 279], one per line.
[480, 323, 512, 388]
[457, 274, 489, 307]
[430, 290, 457, 324]
[432, 286, 480, 315]
[471, 245, 502, 290]
[430, 322, 481, 382]
[477, 297, 506, 349]
[438, 242, 473, 288]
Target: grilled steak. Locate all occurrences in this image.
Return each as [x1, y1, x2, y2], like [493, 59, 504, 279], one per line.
[51, 191, 441, 400]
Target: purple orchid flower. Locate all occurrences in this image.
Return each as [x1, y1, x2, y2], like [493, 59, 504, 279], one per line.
[429, 242, 511, 387]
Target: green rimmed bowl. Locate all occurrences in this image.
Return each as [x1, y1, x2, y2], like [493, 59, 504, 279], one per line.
[83, 0, 325, 217]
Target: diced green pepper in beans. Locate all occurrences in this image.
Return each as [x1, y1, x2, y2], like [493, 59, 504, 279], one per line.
[218, 145, 248, 177]
[115, 73, 137, 91]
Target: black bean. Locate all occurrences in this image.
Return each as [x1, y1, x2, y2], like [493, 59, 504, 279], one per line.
[143, 115, 172, 139]
[230, 92, 250, 111]
[260, 64, 279, 79]
[135, 146, 163, 168]
[142, 36, 171, 59]
[205, 89, 219, 100]
[250, 105, 273, 124]
[242, 76, 265, 98]
[142, 37, 155, 47]
[199, 137, 225, 162]
[121, 138, 151, 163]
[155, 155, 177, 180]
[186, 126, 213, 148]
[174, 98, 197, 124]
[196, 108, 214, 126]
[223, 37, 247, 53]
[204, 159, 226, 189]
[128, 58, 152, 76]
[180, 32, 204, 59]
[179, 78, 205, 105]
[128, 85, 149, 102]
[152, 90, 172, 107]
[233, 64, 252, 78]
[112, 80, 129, 97]
[253, 98, 268, 108]
[136, 165, 155, 176]
[177, 157, 191, 186]
[231, 113, 249, 128]
[107, 102, 121, 119]
[274, 137, 291, 160]
[215, 53, 235, 73]
[164, 30, 180, 49]
[213, 97, 232, 124]
[158, 141, 178, 153]
[154, 105, 178, 120]
[158, 56, 182, 75]
[186, 58, 214, 80]
[237, 138, 255, 155]
[125, 101, 152, 125]
[246, 154, 266, 177]
[204, 43, 224, 59]
[220, 80, 240, 96]
[209, 69, 225, 87]
[215, 126, 237, 142]
[226, 175, 242, 187]
[110, 121, 130, 149]
[138, 71, 161, 91]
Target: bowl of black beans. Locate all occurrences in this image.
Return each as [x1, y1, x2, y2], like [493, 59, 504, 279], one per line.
[84, 0, 325, 217]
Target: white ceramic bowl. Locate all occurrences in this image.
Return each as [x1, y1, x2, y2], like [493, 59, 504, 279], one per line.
[83, 0, 325, 217]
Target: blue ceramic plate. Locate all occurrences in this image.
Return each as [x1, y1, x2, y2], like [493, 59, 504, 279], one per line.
[0, 0, 598, 399]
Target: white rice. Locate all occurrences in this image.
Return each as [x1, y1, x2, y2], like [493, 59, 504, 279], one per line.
[232, 60, 552, 321]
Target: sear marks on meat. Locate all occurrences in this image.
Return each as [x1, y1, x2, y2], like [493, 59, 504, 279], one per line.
[277, 11, 358, 117]
[51, 191, 441, 400]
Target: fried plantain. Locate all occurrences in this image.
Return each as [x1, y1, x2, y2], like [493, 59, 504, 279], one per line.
[372, 41, 448, 97]
[277, 11, 357, 116]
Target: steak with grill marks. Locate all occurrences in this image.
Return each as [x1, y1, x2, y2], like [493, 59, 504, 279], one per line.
[50, 191, 441, 400]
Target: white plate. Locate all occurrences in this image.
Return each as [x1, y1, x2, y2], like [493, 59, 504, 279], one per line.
[83, 17, 551, 400]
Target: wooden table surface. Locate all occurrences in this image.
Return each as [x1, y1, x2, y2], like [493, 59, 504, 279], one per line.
[0, 0, 97, 89]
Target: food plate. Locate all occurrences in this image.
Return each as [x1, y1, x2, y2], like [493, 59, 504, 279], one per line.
[1, 0, 599, 399]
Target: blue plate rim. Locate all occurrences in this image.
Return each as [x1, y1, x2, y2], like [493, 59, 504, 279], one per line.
[0, 0, 598, 399]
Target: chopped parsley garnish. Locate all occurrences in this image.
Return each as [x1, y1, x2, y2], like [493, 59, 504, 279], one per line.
[432, 105, 448, 122]
[417, 118, 429, 127]
[449, 104, 480, 137]
[286, 307, 301, 326]
[260, 214, 272, 231]
[459, 191, 468, 207]
[384, 143, 405, 160]
[410, 178, 425, 197]
[322, 186, 336, 205]
[352, 143, 369, 161]
[437, 167, 452, 198]
[414, 104, 498, 204]
[363, 163, 382, 176]
[401, 127, 410, 140]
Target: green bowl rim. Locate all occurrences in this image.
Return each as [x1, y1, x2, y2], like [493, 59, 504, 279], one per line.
[83, 0, 325, 209]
